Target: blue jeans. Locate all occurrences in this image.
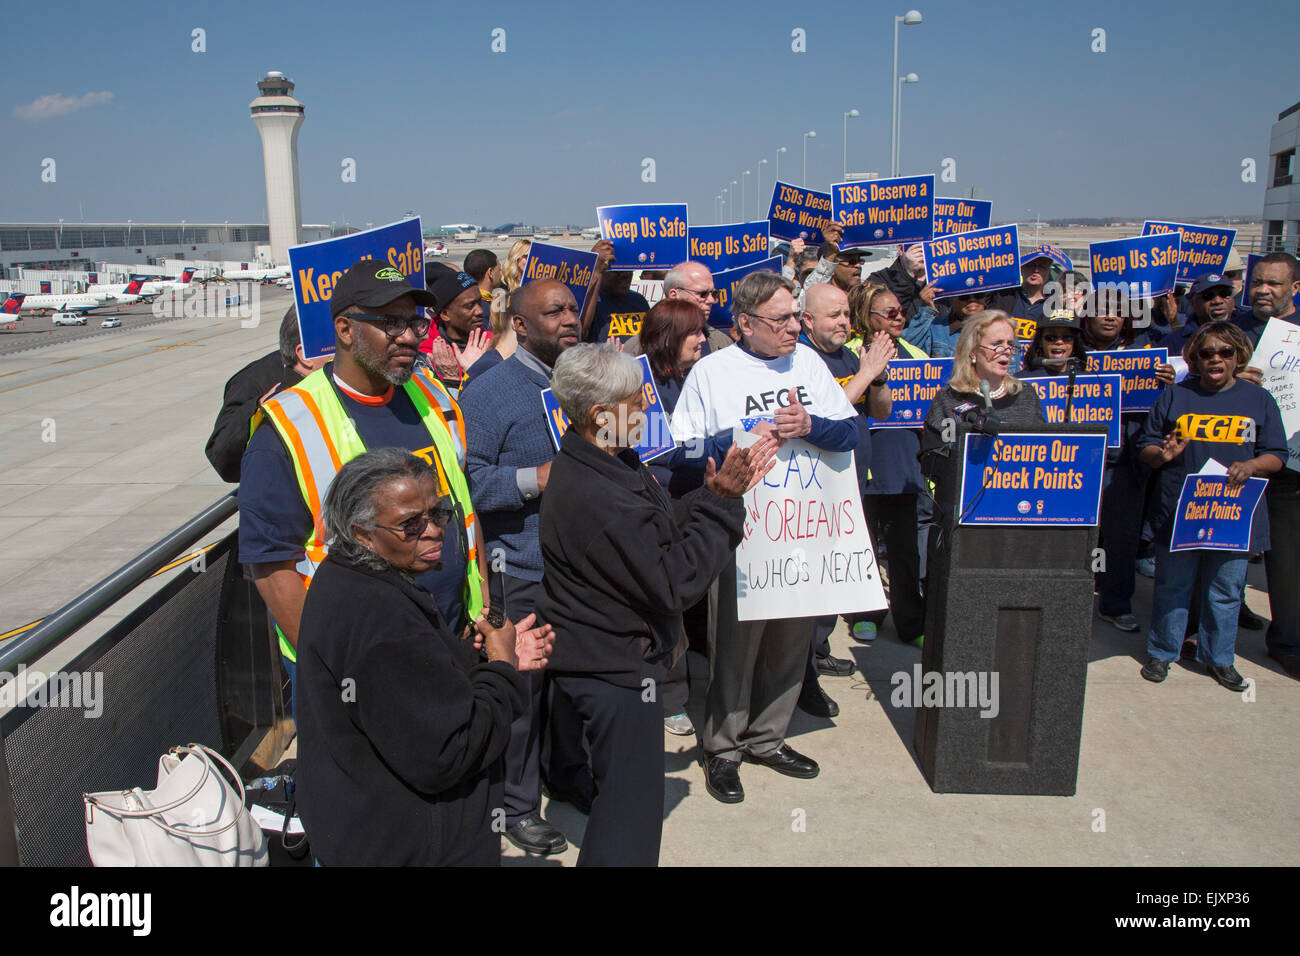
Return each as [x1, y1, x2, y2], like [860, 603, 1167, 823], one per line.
[1147, 545, 1248, 667]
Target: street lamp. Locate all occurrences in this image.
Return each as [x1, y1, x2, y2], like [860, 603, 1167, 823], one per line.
[730, 180, 738, 220]
[742, 170, 751, 222]
[895, 73, 919, 175]
[757, 158, 768, 219]
[775, 146, 788, 184]
[891, 9, 923, 177]
[842, 109, 860, 181]
[802, 131, 817, 186]
[715, 194, 721, 223]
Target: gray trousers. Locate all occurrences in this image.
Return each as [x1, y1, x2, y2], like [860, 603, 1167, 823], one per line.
[702, 558, 815, 761]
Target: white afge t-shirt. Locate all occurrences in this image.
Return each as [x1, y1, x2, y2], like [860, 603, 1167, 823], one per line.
[671, 342, 856, 441]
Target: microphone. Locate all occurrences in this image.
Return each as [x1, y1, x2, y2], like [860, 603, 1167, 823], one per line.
[966, 380, 1000, 436]
[1026, 354, 1082, 372]
[979, 379, 993, 408]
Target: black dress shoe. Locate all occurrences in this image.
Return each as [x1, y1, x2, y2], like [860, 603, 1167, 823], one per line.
[742, 743, 820, 779]
[1208, 664, 1249, 692]
[504, 813, 567, 854]
[1267, 648, 1300, 680]
[797, 683, 839, 718]
[816, 653, 857, 677]
[541, 784, 593, 816]
[702, 756, 744, 804]
[1141, 658, 1169, 683]
[1238, 605, 1265, 630]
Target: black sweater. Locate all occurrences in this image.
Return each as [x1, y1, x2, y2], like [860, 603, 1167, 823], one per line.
[205, 350, 301, 482]
[295, 553, 526, 866]
[536, 429, 745, 688]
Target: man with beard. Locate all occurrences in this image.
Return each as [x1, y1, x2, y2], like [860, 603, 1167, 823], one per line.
[238, 260, 487, 716]
[459, 279, 590, 855]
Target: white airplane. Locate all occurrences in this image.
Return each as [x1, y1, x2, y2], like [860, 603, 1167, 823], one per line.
[1, 289, 111, 315]
[204, 265, 289, 283]
[139, 267, 200, 295]
[86, 276, 152, 304]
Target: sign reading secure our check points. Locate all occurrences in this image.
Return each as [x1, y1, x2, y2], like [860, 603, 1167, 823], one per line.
[708, 255, 784, 329]
[1084, 348, 1169, 413]
[959, 432, 1107, 526]
[540, 354, 675, 464]
[687, 221, 771, 273]
[922, 224, 1021, 296]
[521, 241, 599, 313]
[288, 218, 425, 360]
[830, 174, 935, 248]
[868, 358, 953, 428]
[766, 181, 833, 246]
[1141, 221, 1238, 284]
[1170, 474, 1267, 551]
[1088, 233, 1183, 299]
[933, 197, 992, 237]
[597, 203, 689, 271]
[733, 435, 886, 622]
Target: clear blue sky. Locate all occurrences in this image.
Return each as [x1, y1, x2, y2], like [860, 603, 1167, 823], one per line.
[1, 0, 1294, 228]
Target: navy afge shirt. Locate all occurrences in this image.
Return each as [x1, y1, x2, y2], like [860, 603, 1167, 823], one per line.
[238, 366, 469, 629]
[1136, 377, 1288, 550]
[799, 334, 871, 493]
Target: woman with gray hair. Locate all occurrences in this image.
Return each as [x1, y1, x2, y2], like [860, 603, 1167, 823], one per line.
[535, 344, 777, 866]
[295, 447, 554, 866]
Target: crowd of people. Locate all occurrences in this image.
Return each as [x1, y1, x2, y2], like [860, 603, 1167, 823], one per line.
[205, 231, 1300, 866]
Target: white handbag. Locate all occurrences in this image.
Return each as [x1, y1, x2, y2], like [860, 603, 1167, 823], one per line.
[83, 743, 268, 867]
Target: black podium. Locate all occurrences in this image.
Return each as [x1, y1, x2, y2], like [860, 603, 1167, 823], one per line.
[915, 421, 1107, 796]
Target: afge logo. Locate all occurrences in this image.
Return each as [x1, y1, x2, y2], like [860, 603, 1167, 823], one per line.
[1175, 414, 1254, 444]
[1016, 500, 1030, 514]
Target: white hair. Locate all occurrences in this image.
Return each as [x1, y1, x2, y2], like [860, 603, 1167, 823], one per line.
[550, 344, 644, 431]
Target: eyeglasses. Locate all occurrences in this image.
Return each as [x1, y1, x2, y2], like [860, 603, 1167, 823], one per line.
[373, 503, 456, 542]
[870, 307, 903, 320]
[744, 310, 798, 329]
[1196, 346, 1236, 360]
[350, 312, 432, 338]
[978, 342, 1016, 355]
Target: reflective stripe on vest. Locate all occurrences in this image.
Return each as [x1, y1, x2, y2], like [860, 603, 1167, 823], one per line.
[255, 366, 485, 661]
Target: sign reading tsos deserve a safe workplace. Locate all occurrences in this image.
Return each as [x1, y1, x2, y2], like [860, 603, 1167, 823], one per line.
[734, 436, 887, 621]
[831, 175, 935, 248]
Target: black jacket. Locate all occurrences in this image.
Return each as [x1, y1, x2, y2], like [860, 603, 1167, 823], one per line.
[205, 351, 301, 482]
[879, 258, 925, 319]
[536, 429, 745, 688]
[295, 552, 526, 866]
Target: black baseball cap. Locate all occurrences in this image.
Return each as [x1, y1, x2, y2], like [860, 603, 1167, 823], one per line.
[1036, 310, 1080, 331]
[329, 259, 437, 317]
[1189, 273, 1234, 298]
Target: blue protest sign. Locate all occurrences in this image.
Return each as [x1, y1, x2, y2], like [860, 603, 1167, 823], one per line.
[831, 175, 934, 247]
[922, 224, 1021, 296]
[1088, 233, 1182, 299]
[868, 358, 953, 428]
[958, 432, 1106, 526]
[1141, 222, 1238, 284]
[687, 221, 771, 273]
[708, 255, 784, 329]
[288, 218, 425, 360]
[1027, 374, 1122, 447]
[597, 203, 689, 271]
[1243, 254, 1300, 311]
[1021, 243, 1072, 274]
[1084, 348, 1168, 413]
[767, 181, 833, 246]
[521, 241, 598, 313]
[1170, 474, 1267, 551]
[933, 198, 992, 237]
[540, 354, 676, 464]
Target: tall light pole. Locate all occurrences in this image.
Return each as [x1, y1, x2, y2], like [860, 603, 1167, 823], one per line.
[802, 131, 816, 186]
[720, 191, 727, 220]
[715, 194, 721, 223]
[742, 170, 751, 221]
[730, 180, 738, 220]
[895, 73, 919, 175]
[775, 146, 787, 185]
[757, 158, 768, 218]
[891, 9, 923, 177]
[842, 108, 860, 181]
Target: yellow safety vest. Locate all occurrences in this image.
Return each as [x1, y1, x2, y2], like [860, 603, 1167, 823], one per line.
[252, 365, 485, 661]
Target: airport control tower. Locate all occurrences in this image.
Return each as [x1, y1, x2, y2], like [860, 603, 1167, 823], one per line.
[250, 71, 304, 266]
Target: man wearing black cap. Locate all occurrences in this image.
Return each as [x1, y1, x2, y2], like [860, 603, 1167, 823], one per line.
[1161, 273, 1243, 355]
[238, 259, 488, 717]
[425, 266, 490, 393]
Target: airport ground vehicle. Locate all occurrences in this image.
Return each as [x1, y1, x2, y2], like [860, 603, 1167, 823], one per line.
[52, 312, 86, 326]
[101, 318, 122, 328]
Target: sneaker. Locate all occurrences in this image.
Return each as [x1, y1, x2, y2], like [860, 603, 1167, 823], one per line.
[1099, 611, 1140, 633]
[1136, 557, 1155, 578]
[851, 621, 878, 643]
[663, 712, 694, 736]
[1140, 658, 1169, 683]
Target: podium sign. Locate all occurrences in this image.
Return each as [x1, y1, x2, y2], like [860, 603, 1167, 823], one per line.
[958, 432, 1107, 526]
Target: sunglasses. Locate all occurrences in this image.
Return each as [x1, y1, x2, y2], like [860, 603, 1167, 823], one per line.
[685, 287, 720, 299]
[870, 307, 903, 320]
[373, 503, 456, 542]
[350, 312, 432, 338]
[1196, 346, 1236, 360]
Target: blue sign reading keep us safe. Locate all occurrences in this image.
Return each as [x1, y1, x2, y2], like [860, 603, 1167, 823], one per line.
[540, 354, 675, 464]
[766, 182, 833, 246]
[830, 175, 935, 247]
[1027, 374, 1123, 448]
[289, 218, 426, 360]
[933, 197, 992, 237]
[597, 203, 689, 271]
[1084, 348, 1168, 413]
[958, 432, 1107, 526]
[1088, 233, 1183, 299]
[521, 241, 599, 313]
[1169, 474, 1266, 552]
[708, 255, 784, 329]
[688, 221, 771, 273]
[1141, 221, 1238, 284]
[867, 358, 953, 428]
[922, 224, 1021, 296]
